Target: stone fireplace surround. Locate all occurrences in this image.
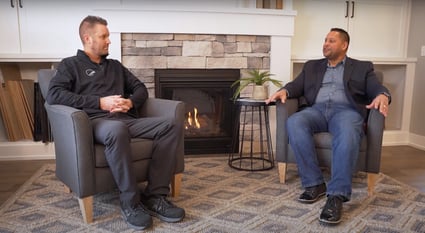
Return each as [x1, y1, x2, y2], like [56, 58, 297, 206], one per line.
[121, 33, 272, 154]
[121, 33, 271, 97]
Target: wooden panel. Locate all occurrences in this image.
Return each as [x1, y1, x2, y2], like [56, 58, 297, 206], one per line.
[0, 64, 34, 141]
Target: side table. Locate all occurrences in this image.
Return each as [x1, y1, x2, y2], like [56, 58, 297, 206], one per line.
[228, 98, 275, 171]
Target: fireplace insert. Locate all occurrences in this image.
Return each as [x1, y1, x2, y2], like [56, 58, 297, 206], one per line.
[155, 69, 239, 155]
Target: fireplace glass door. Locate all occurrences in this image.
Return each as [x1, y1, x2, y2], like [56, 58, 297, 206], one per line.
[155, 69, 239, 155]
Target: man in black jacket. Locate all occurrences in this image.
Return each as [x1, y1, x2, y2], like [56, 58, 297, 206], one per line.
[266, 28, 390, 224]
[46, 15, 184, 230]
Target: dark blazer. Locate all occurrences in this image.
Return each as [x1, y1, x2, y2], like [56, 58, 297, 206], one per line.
[283, 57, 390, 119]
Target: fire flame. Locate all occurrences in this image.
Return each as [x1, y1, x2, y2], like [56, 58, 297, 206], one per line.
[186, 107, 201, 129]
[194, 108, 201, 128]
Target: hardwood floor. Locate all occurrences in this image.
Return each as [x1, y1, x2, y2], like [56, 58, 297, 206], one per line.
[0, 159, 54, 206]
[380, 145, 425, 192]
[0, 145, 424, 206]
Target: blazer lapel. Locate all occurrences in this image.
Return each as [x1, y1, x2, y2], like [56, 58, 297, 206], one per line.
[314, 59, 327, 93]
[343, 57, 354, 83]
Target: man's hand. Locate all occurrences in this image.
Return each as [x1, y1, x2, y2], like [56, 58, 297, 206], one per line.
[366, 94, 389, 117]
[265, 89, 288, 104]
[100, 95, 133, 113]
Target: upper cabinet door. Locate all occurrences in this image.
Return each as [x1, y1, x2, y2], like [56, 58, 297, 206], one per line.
[347, 0, 410, 58]
[292, 0, 410, 59]
[292, 0, 348, 59]
[0, 0, 94, 60]
[18, 1, 93, 57]
[0, 0, 21, 54]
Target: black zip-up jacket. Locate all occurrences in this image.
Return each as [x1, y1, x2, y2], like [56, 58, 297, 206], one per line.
[46, 50, 148, 119]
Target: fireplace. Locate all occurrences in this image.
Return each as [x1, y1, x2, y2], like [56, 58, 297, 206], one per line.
[155, 69, 239, 155]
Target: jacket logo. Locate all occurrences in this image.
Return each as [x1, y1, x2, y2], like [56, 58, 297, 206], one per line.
[85, 69, 96, 77]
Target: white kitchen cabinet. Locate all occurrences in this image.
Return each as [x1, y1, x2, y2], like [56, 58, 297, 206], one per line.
[0, 0, 21, 54]
[291, 0, 410, 59]
[0, 0, 93, 61]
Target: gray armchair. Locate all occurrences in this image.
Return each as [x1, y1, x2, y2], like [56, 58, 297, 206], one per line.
[37, 69, 185, 223]
[275, 98, 385, 196]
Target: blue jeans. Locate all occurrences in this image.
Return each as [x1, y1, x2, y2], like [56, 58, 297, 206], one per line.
[286, 103, 364, 200]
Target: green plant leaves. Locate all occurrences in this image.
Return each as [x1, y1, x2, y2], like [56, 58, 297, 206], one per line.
[231, 69, 282, 100]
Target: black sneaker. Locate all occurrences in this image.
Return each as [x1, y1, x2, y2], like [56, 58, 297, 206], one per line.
[298, 183, 327, 204]
[121, 203, 153, 230]
[319, 195, 343, 225]
[141, 194, 185, 223]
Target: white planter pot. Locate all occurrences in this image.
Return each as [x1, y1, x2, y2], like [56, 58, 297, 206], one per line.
[252, 85, 268, 100]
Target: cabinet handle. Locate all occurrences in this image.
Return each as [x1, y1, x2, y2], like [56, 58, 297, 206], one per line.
[345, 1, 349, 18]
[351, 1, 355, 18]
[10, 0, 14, 8]
[18, 0, 23, 8]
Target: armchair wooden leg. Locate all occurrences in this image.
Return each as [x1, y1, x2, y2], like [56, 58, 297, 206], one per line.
[171, 173, 182, 197]
[63, 185, 71, 193]
[278, 162, 287, 184]
[367, 173, 379, 196]
[78, 196, 94, 224]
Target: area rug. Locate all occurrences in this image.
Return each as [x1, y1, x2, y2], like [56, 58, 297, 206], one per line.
[1, 157, 425, 233]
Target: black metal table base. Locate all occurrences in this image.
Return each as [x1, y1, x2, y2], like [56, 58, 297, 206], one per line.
[229, 157, 274, 171]
[228, 98, 275, 171]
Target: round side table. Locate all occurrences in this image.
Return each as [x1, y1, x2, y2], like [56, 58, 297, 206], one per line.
[228, 98, 275, 171]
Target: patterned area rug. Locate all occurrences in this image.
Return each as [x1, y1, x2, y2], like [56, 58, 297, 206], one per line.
[1, 157, 425, 233]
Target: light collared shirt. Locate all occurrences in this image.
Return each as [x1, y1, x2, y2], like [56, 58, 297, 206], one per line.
[314, 58, 351, 106]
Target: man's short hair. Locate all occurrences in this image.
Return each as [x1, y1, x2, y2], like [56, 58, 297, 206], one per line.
[330, 28, 350, 45]
[79, 15, 108, 44]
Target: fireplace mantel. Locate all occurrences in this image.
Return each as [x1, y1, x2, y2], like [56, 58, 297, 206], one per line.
[99, 7, 296, 36]
[98, 7, 295, 86]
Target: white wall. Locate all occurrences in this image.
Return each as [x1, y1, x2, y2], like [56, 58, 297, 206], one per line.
[407, 0, 425, 149]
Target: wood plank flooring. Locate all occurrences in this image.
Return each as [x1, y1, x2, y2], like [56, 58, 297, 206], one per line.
[380, 145, 425, 192]
[0, 145, 424, 206]
[0, 159, 54, 205]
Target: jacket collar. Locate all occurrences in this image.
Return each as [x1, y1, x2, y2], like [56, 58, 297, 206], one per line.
[76, 49, 108, 65]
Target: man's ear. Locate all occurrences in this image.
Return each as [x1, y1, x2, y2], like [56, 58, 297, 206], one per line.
[343, 41, 349, 51]
[82, 33, 91, 45]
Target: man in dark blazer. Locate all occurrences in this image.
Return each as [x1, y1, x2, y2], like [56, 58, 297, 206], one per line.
[266, 28, 390, 225]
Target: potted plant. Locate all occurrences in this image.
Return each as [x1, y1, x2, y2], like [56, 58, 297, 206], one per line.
[231, 69, 282, 100]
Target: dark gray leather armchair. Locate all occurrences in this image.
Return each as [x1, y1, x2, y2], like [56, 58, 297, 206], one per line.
[37, 69, 185, 223]
[275, 85, 385, 196]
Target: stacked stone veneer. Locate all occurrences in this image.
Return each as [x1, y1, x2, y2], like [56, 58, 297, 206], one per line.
[121, 33, 271, 97]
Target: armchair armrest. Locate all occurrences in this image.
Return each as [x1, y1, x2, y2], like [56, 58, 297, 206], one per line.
[139, 98, 185, 173]
[275, 99, 299, 162]
[44, 103, 96, 197]
[365, 108, 385, 173]
[139, 98, 184, 118]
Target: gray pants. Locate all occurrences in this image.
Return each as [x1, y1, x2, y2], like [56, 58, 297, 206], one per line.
[91, 113, 178, 207]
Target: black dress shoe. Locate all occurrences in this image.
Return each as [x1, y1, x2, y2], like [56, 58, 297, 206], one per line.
[298, 183, 326, 203]
[319, 195, 343, 225]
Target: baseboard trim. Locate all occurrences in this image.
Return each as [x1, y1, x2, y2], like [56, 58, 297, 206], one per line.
[409, 133, 425, 151]
[382, 131, 425, 150]
[0, 141, 55, 161]
[1, 131, 424, 160]
[382, 130, 410, 146]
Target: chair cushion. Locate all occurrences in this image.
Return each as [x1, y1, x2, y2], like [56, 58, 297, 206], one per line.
[313, 132, 367, 152]
[94, 138, 154, 168]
